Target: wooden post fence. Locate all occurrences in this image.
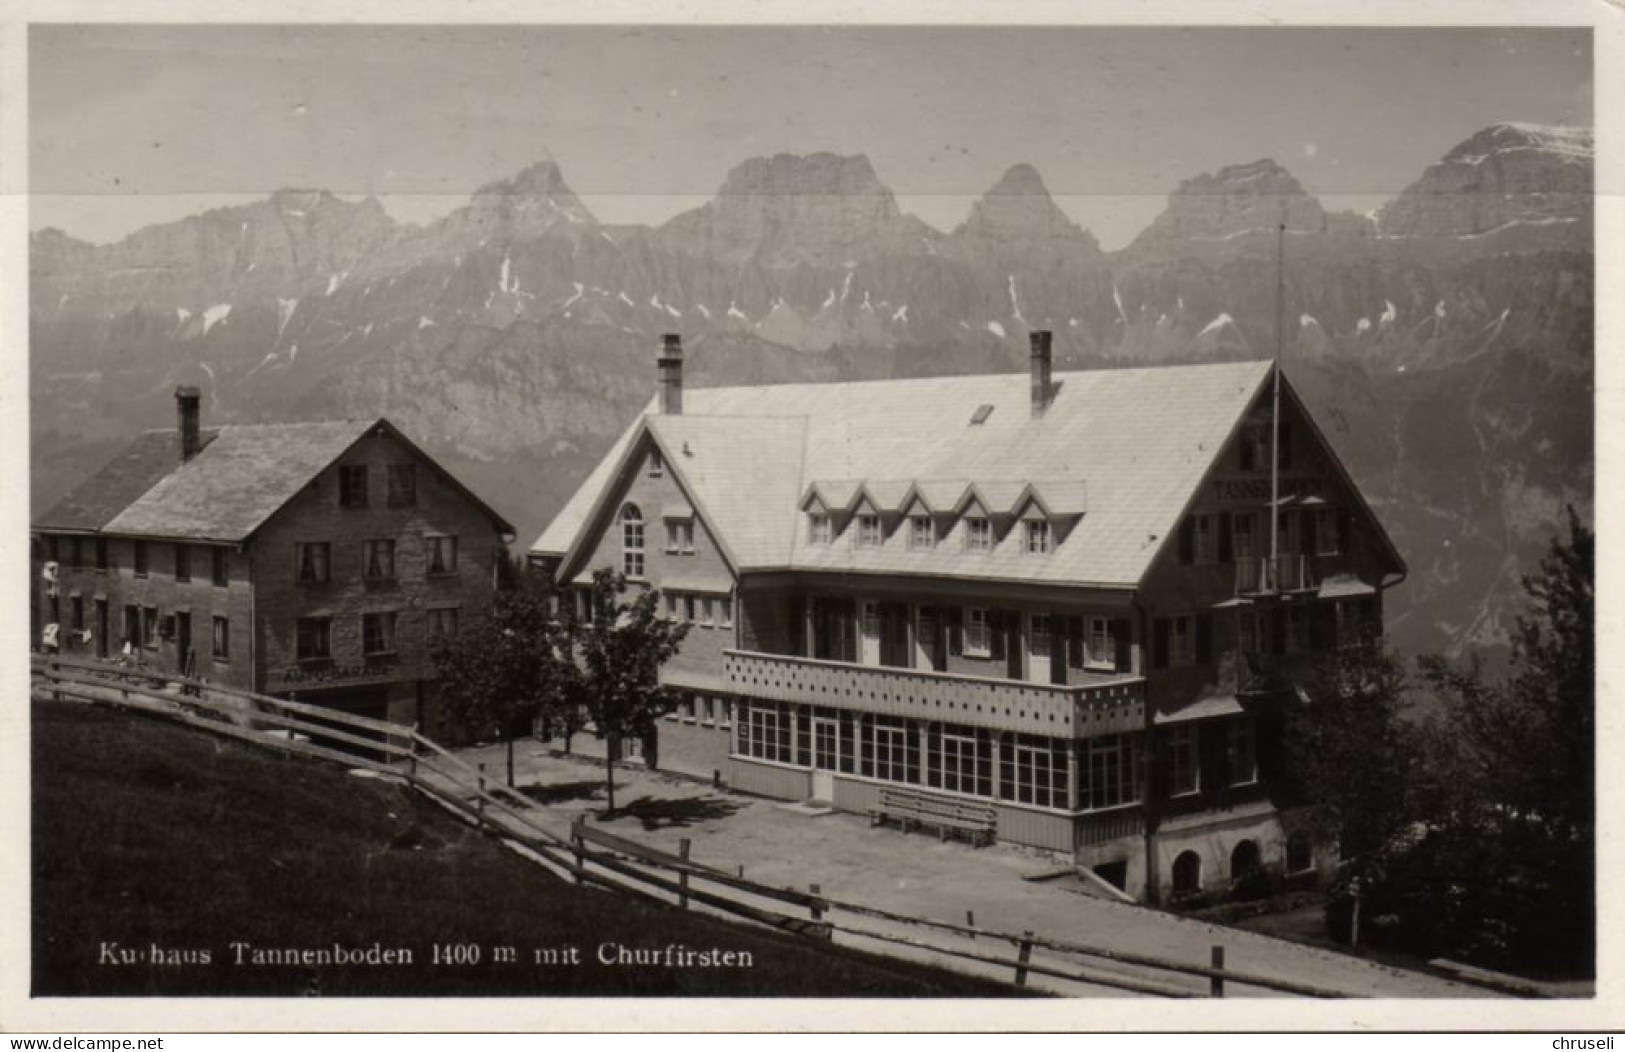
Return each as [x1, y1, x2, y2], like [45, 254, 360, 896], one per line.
[678, 838, 692, 910]
[1015, 931, 1035, 987]
[1211, 945, 1226, 998]
[809, 883, 823, 923]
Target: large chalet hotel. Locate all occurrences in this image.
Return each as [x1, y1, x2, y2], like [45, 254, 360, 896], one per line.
[534, 334, 1405, 902]
[32, 389, 514, 735]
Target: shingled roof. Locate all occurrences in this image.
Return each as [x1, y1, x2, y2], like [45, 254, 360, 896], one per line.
[40, 418, 512, 544]
[536, 359, 1281, 588]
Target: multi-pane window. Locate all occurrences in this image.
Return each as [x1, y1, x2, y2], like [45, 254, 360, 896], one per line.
[855, 514, 881, 548]
[123, 605, 139, 647]
[1227, 720, 1257, 786]
[134, 541, 149, 578]
[1001, 733, 1069, 809]
[71, 595, 84, 631]
[665, 520, 694, 553]
[927, 726, 992, 797]
[362, 611, 398, 655]
[296, 617, 331, 661]
[699, 596, 715, 627]
[964, 517, 992, 552]
[174, 544, 191, 582]
[718, 597, 734, 627]
[386, 464, 417, 508]
[863, 717, 918, 784]
[683, 595, 697, 623]
[1193, 514, 1216, 563]
[364, 539, 397, 581]
[427, 534, 458, 575]
[964, 608, 991, 657]
[340, 465, 369, 507]
[808, 513, 832, 545]
[909, 515, 934, 550]
[1025, 520, 1051, 554]
[1241, 422, 1271, 472]
[1167, 725, 1201, 796]
[296, 542, 331, 584]
[142, 605, 158, 649]
[737, 701, 792, 764]
[212, 547, 229, 587]
[1087, 618, 1115, 669]
[1314, 508, 1344, 556]
[1084, 734, 1140, 811]
[648, 449, 665, 478]
[1030, 614, 1052, 663]
[1232, 512, 1257, 559]
[1168, 615, 1195, 666]
[427, 606, 460, 643]
[620, 504, 645, 578]
[211, 616, 230, 662]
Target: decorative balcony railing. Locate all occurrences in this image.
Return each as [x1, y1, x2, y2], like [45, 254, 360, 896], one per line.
[1234, 553, 1319, 596]
[722, 648, 1145, 739]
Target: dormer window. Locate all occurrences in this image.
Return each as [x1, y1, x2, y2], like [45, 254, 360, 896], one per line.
[809, 513, 832, 545]
[855, 514, 881, 548]
[1024, 520, 1051, 554]
[965, 517, 992, 553]
[909, 515, 934, 550]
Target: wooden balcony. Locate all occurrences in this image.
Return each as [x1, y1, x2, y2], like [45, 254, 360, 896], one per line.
[1234, 553, 1319, 596]
[722, 648, 1145, 738]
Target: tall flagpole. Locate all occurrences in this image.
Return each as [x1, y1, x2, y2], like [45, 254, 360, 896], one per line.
[1270, 216, 1285, 590]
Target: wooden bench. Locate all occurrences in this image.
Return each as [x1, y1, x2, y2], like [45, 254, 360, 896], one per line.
[870, 786, 997, 847]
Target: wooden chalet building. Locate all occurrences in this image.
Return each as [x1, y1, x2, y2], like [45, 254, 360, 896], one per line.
[531, 334, 1405, 902]
[33, 388, 514, 735]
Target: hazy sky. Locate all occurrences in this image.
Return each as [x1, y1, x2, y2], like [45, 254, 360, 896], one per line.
[30, 24, 1592, 250]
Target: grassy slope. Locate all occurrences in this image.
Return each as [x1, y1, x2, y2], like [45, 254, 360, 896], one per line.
[32, 701, 1028, 997]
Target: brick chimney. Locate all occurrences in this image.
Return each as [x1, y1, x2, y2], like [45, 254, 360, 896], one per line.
[175, 386, 202, 461]
[1029, 330, 1053, 415]
[658, 334, 683, 415]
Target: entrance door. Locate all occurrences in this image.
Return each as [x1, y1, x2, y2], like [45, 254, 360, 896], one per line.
[811, 716, 839, 802]
[860, 601, 882, 666]
[1026, 614, 1052, 684]
[95, 599, 108, 658]
[175, 612, 192, 677]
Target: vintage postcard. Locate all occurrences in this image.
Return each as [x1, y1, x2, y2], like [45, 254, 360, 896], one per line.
[2, 0, 1618, 1034]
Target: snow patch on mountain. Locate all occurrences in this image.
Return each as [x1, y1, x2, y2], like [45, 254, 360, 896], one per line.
[1380, 300, 1398, 325]
[418, 316, 436, 329]
[201, 304, 231, 335]
[727, 302, 747, 321]
[1198, 313, 1233, 337]
[1112, 284, 1129, 325]
[1356, 317, 1372, 334]
[1008, 274, 1026, 324]
[1300, 314, 1319, 328]
[695, 303, 711, 319]
[563, 282, 584, 308]
[892, 304, 908, 323]
[987, 320, 1007, 338]
[276, 298, 298, 337]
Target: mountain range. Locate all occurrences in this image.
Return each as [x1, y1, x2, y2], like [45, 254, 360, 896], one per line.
[30, 121, 1594, 661]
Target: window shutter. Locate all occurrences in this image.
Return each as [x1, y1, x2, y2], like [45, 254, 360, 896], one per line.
[1218, 514, 1234, 563]
[1178, 517, 1195, 564]
[933, 609, 949, 671]
[1153, 618, 1170, 670]
[1337, 508, 1353, 555]
[1066, 615, 1084, 668]
[1114, 619, 1133, 673]
[989, 610, 1006, 660]
[948, 606, 963, 656]
[1280, 422, 1294, 470]
[1195, 614, 1213, 664]
[1049, 619, 1067, 684]
[1301, 509, 1318, 557]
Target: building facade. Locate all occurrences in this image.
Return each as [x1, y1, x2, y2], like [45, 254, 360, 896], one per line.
[532, 334, 1405, 902]
[34, 389, 514, 736]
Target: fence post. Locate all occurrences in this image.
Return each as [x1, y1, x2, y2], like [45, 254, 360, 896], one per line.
[1014, 932, 1034, 987]
[966, 910, 976, 939]
[809, 883, 823, 923]
[571, 815, 585, 883]
[50, 660, 61, 703]
[406, 723, 419, 780]
[678, 838, 691, 910]
[1211, 945, 1225, 998]
[477, 763, 487, 824]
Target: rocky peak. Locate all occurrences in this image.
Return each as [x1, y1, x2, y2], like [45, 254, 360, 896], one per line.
[437, 159, 598, 245]
[952, 163, 1098, 253]
[1377, 122, 1593, 238]
[657, 152, 922, 267]
[1130, 158, 1326, 248]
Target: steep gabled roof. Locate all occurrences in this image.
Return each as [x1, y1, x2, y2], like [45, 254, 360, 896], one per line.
[537, 359, 1278, 587]
[36, 429, 219, 532]
[42, 418, 513, 544]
